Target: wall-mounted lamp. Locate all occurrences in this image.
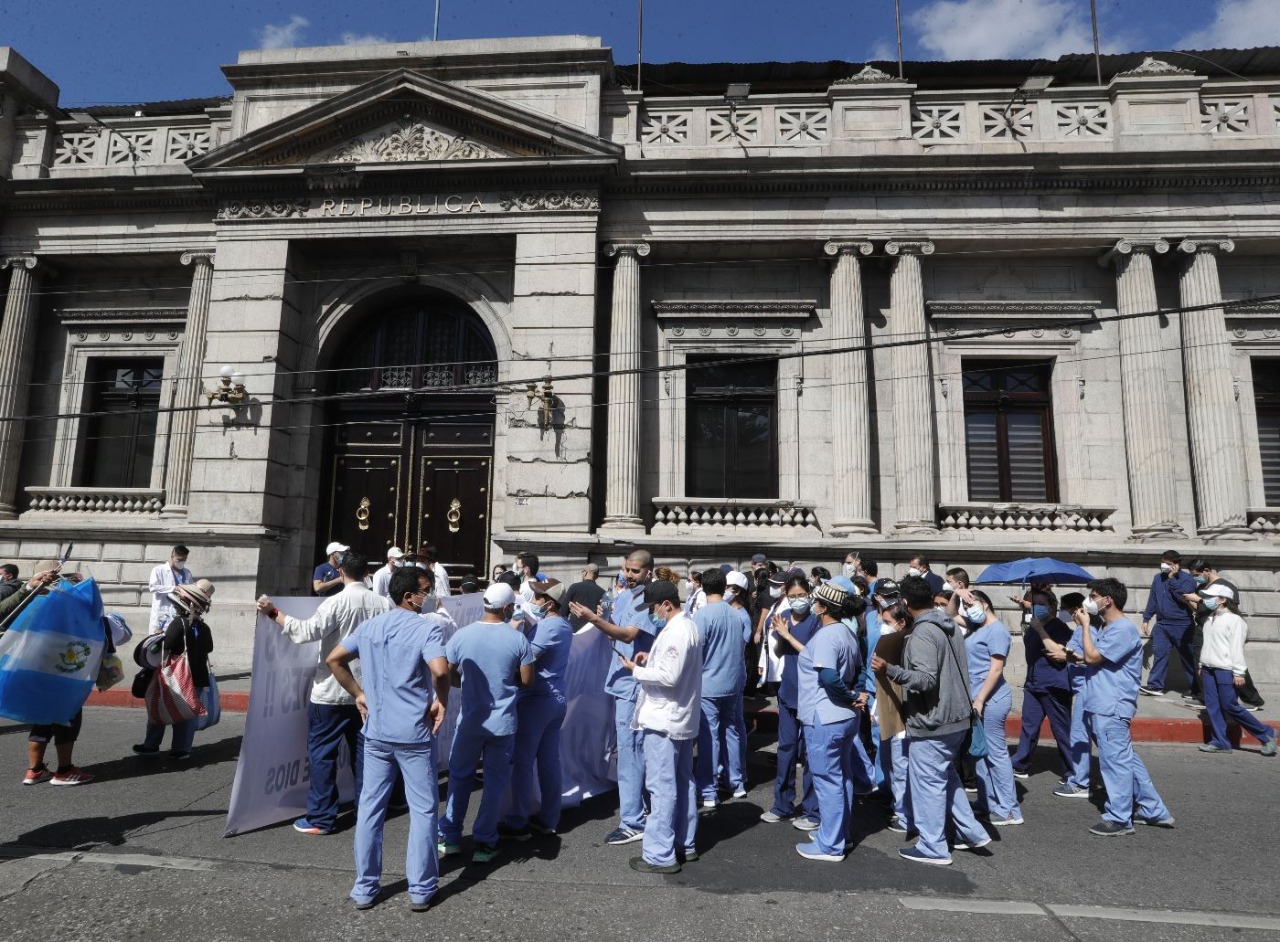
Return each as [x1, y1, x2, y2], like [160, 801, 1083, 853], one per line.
[525, 377, 555, 428]
[724, 83, 751, 104]
[208, 365, 247, 405]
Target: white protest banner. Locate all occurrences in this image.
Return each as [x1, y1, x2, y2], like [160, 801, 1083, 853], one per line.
[224, 597, 340, 837]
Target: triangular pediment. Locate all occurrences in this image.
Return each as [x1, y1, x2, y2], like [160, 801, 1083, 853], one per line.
[189, 69, 620, 174]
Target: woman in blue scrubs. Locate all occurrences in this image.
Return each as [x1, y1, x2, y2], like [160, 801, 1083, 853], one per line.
[759, 574, 820, 825]
[958, 589, 1023, 826]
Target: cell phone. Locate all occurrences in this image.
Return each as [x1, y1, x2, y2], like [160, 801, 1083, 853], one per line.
[612, 643, 627, 658]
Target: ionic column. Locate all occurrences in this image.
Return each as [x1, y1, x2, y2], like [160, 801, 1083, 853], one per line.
[163, 251, 215, 516]
[0, 255, 44, 518]
[824, 240, 877, 534]
[885, 240, 939, 534]
[601, 241, 649, 531]
[1101, 239, 1183, 538]
[1176, 238, 1251, 539]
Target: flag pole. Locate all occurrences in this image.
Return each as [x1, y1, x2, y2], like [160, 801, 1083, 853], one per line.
[637, 0, 644, 94]
[1090, 0, 1103, 85]
[433, 0, 441, 41]
[895, 0, 904, 79]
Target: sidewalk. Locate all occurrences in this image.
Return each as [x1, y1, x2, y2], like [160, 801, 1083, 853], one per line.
[86, 677, 1280, 745]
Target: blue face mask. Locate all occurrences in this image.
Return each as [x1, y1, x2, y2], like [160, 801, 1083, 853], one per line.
[1202, 598, 1220, 612]
[1194, 575, 1208, 586]
[650, 612, 667, 630]
[1031, 604, 1051, 621]
[963, 604, 985, 626]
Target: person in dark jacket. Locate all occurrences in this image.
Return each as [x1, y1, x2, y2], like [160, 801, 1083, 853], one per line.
[1140, 550, 1199, 698]
[133, 579, 215, 760]
[872, 575, 989, 866]
[1010, 589, 1075, 782]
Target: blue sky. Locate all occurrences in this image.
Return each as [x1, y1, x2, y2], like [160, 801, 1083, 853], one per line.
[7, 0, 1280, 105]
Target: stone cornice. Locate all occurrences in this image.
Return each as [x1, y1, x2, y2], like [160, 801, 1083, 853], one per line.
[1177, 238, 1235, 256]
[56, 308, 187, 324]
[823, 240, 874, 258]
[652, 299, 816, 320]
[1222, 299, 1280, 318]
[926, 300, 1101, 320]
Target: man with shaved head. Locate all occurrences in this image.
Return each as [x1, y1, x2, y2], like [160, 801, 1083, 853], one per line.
[571, 548, 657, 845]
[563, 561, 606, 631]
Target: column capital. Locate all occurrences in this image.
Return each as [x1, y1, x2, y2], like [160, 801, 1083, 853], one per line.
[1177, 238, 1235, 257]
[884, 240, 935, 257]
[823, 240, 874, 258]
[1, 254, 39, 273]
[1100, 239, 1169, 266]
[604, 241, 651, 259]
[180, 250, 216, 268]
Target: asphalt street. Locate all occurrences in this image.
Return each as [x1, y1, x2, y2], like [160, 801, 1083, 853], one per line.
[1, 707, 1277, 942]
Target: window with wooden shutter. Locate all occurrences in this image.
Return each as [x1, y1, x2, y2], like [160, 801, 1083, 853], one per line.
[962, 360, 1058, 502]
[1255, 358, 1280, 506]
[687, 356, 778, 499]
[76, 358, 163, 489]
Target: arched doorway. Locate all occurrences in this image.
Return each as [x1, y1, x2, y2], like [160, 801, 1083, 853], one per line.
[321, 287, 497, 587]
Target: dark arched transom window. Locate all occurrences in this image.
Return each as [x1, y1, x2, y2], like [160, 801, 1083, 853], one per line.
[334, 292, 497, 394]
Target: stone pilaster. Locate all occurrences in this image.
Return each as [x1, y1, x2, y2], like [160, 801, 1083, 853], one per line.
[1176, 238, 1252, 539]
[163, 251, 215, 516]
[824, 240, 877, 534]
[1102, 239, 1183, 538]
[600, 241, 649, 531]
[0, 255, 43, 517]
[885, 240, 939, 535]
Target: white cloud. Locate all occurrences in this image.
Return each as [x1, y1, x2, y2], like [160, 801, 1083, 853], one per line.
[257, 15, 309, 50]
[909, 0, 1093, 60]
[1177, 0, 1280, 49]
[341, 32, 393, 46]
[865, 39, 897, 63]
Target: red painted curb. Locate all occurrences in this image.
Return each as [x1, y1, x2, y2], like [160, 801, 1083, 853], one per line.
[745, 704, 1278, 746]
[87, 687, 250, 712]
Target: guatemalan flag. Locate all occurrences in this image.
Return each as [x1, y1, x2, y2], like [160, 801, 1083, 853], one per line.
[0, 577, 105, 725]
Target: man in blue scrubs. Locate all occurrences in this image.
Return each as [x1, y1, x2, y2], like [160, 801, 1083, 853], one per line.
[439, 582, 535, 863]
[570, 548, 657, 845]
[694, 568, 748, 807]
[326, 567, 450, 911]
[1140, 550, 1199, 698]
[1078, 577, 1174, 836]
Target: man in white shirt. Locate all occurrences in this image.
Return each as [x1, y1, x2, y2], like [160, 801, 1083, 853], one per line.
[417, 544, 453, 597]
[620, 580, 702, 874]
[147, 545, 192, 632]
[256, 551, 391, 835]
[371, 547, 404, 599]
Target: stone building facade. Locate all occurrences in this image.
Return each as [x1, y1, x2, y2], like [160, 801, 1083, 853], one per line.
[1, 38, 1278, 673]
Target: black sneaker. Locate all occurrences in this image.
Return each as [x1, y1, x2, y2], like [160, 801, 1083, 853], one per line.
[1012, 768, 1030, 781]
[132, 744, 160, 756]
[629, 856, 680, 874]
[1139, 686, 1164, 697]
[497, 823, 532, 842]
[168, 750, 191, 761]
[1089, 820, 1135, 837]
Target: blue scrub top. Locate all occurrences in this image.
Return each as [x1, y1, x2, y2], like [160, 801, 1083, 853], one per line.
[342, 608, 447, 745]
[1080, 617, 1143, 719]
[695, 601, 748, 698]
[965, 620, 1012, 696]
[603, 585, 659, 702]
[777, 611, 820, 709]
[857, 614, 879, 695]
[312, 562, 341, 597]
[1024, 617, 1073, 691]
[445, 620, 535, 736]
[796, 621, 861, 726]
[1065, 624, 1088, 692]
[522, 613, 573, 702]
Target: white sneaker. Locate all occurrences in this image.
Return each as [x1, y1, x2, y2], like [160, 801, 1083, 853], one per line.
[732, 785, 748, 799]
[952, 835, 993, 850]
[792, 815, 820, 832]
[991, 814, 1024, 827]
[795, 842, 843, 862]
[701, 799, 718, 810]
[759, 810, 785, 824]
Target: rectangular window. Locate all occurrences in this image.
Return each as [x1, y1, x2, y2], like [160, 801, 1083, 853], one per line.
[1255, 358, 1280, 506]
[77, 358, 163, 489]
[686, 356, 777, 499]
[962, 359, 1058, 502]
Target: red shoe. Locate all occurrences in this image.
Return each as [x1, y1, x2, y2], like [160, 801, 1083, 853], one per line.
[22, 765, 52, 785]
[50, 766, 95, 786]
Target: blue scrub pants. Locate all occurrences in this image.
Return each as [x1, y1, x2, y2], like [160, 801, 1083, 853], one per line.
[143, 718, 196, 755]
[304, 702, 363, 832]
[907, 730, 988, 861]
[878, 733, 912, 826]
[850, 713, 880, 793]
[641, 730, 697, 866]
[1085, 712, 1170, 827]
[973, 686, 1021, 820]
[771, 701, 817, 818]
[1011, 686, 1073, 777]
[614, 696, 648, 831]
[441, 723, 515, 847]
[1146, 621, 1200, 694]
[505, 695, 567, 832]
[351, 737, 438, 907]
[1065, 680, 1091, 789]
[1202, 667, 1277, 750]
[804, 718, 857, 856]
[697, 695, 745, 800]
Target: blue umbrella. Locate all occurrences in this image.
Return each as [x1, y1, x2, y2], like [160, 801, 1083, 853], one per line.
[975, 557, 1095, 585]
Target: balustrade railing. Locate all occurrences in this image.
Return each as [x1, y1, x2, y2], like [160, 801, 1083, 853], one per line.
[652, 497, 819, 532]
[939, 503, 1115, 533]
[25, 487, 165, 515]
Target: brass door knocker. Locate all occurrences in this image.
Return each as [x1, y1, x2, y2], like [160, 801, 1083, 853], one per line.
[356, 496, 371, 531]
[446, 498, 462, 533]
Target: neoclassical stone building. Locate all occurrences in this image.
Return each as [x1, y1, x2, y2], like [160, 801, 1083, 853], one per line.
[1, 38, 1278, 671]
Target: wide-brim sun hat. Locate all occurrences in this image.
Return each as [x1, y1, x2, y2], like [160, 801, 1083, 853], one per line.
[170, 579, 214, 613]
[532, 579, 565, 603]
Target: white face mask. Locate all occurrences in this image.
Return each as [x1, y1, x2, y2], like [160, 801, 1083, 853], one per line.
[842, 563, 856, 578]
[908, 567, 922, 578]
[725, 588, 738, 603]
[769, 585, 782, 600]
[1159, 563, 1173, 573]
[1083, 597, 1100, 616]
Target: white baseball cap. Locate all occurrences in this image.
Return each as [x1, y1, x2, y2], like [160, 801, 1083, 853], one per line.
[326, 542, 350, 556]
[726, 571, 750, 591]
[482, 583, 518, 608]
[387, 546, 404, 560]
[1199, 583, 1236, 601]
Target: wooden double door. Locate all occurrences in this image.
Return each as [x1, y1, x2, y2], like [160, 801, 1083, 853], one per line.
[323, 399, 494, 586]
